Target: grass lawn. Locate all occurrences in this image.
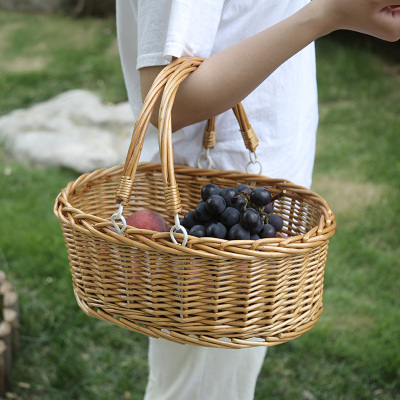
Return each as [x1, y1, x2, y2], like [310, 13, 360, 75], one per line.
[0, 9, 399, 400]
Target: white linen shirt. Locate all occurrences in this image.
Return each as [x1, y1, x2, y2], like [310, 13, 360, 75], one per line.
[116, 0, 318, 189]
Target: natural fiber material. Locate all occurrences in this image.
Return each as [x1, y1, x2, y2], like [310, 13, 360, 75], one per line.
[203, 118, 216, 149]
[54, 57, 336, 348]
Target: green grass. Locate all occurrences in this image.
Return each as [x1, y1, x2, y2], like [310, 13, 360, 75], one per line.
[0, 10, 126, 116]
[1, 9, 400, 400]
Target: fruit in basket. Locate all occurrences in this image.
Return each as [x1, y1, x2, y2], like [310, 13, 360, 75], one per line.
[220, 187, 237, 207]
[201, 183, 222, 201]
[240, 208, 264, 234]
[182, 210, 200, 229]
[179, 183, 286, 240]
[126, 209, 170, 232]
[220, 207, 240, 227]
[268, 213, 284, 232]
[206, 222, 227, 239]
[250, 187, 272, 207]
[206, 194, 226, 215]
[264, 201, 274, 214]
[259, 223, 276, 239]
[189, 224, 207, 237]
[235, 183, 251, 194]
[227, 223, 251, 240]
[194, 201, 213, 223]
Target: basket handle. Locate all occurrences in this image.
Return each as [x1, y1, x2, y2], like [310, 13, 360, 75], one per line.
[202, 105, 259, 153]
[116, 57, 258, 215]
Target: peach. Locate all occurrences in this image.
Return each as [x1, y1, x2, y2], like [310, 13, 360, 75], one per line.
[126, 209, 170, 232]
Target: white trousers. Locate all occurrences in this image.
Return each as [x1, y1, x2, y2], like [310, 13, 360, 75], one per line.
[143, 337, 267, 400]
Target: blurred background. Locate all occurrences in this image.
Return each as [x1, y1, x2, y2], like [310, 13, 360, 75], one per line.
[0, 1, 399, 399]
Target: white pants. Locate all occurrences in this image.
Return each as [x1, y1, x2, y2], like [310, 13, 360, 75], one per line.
[144, 337, 267, 400]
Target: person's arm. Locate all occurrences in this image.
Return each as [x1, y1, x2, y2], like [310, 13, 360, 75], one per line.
[140, 0, 400, 132]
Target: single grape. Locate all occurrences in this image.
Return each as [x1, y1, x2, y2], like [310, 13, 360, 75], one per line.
[235, 183, 251, 194]
[250, 187, 272, 207]
[232, 193, 246, 212]
[240, 208, 263, 234]
[201, 183, 222, 201]
[183, 210, 200, 229]
[220, 207, 240, 228]
[227, 223, 250, 240]
[189, 224, 207, 237]
[204, 218, 218, 228]
[263, 201, 274, 214]
[268, 213, 284, 231]
[194, 202, 213, 223]
[205, 194, 226, 215]
[250, 233, 261, 240]
[252, 218, 264, 235]
[220, 187, 238, 207]
[259, 223, 276, 238]
[206, 222, 227, 239]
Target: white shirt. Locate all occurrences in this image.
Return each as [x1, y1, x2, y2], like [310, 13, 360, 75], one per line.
[116, 0, 318, 189]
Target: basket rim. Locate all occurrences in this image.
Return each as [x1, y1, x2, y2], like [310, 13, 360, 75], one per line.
[54, 162, 336, 259]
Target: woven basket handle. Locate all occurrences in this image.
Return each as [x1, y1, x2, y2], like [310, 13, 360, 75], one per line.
[203, 104, 259, 153]
[116, 57, 258, 215]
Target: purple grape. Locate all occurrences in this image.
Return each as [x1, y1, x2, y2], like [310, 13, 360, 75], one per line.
[205, 194, 226, 216]
[232, 193, 246, 212]
[259, 223, 276, 238]
[250, 233, 261, 240]
[206, 222, 227, 239]
[194, 202, 213, 223]
[268, 213, 284, 231]
[189, 224, 207, 237]
[220, 187, 238, 208]
[220, 207, 240, 228]
[250, 187, 272, 207]
[183, 210, 201, 229]
[263, 202, 274, 214]
[227, 223, 250, 240]
[204, 218, 218, 228]
[240, 208, 263, 234]
[201, 183, 222, 202]
[235, 183, 251, 194]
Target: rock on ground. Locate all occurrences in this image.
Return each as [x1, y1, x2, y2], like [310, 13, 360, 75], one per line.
[0, 89, 159, 172]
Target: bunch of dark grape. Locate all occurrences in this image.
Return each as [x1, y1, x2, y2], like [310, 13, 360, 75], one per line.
[180, 183, 285, 240]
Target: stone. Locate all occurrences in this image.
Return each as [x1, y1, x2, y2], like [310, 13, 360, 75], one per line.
[0, 89, 159, 173]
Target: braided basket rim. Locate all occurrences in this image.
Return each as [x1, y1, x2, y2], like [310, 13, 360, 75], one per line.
[54, 162, 336, 259]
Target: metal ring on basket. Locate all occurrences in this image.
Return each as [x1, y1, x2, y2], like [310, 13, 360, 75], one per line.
[170, 214, 188, 246]
[196, 148, 212, 169]
[111, 203, 127, 234]
[246, 150, 263, 175]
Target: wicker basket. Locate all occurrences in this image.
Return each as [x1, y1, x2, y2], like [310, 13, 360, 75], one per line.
[54, 57, 336, 349]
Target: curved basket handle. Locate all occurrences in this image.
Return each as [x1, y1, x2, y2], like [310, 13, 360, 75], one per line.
[115, 58, 197, 205]
[116, 57, 259, 214]
[232, 103, 259, 153]
[203, 105, 259, 152]
[202, 117, 216, 150]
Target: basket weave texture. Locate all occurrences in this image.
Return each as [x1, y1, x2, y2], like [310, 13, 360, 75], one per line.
[54, 58, 336, 349]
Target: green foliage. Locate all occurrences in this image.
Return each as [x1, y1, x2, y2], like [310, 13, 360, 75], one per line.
[0, 10, 399, 400]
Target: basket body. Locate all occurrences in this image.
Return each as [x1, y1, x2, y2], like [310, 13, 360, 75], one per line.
[55, 162, 335, 349]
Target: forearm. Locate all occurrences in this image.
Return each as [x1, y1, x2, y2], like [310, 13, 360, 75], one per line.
[141, 0, 400, 132]
[168, 2, 329, 131]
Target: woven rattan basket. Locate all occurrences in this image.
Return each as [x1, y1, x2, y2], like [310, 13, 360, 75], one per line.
[54, 57, 336, 349]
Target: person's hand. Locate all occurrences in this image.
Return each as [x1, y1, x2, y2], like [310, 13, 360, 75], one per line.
[312, 0, 400, 41]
